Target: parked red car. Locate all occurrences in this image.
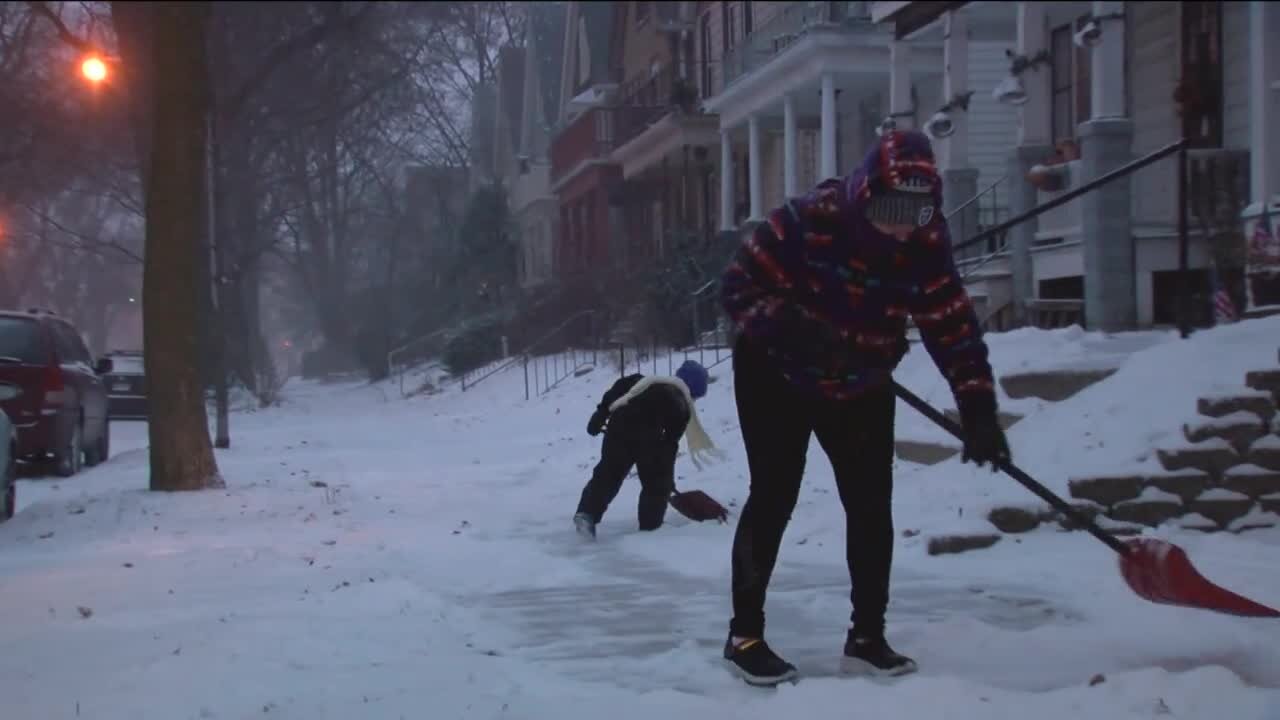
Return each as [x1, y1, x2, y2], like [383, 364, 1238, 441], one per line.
[0, 310, 112, 477]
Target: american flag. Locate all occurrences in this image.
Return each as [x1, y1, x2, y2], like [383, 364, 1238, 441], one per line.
[1212, 269, 1238, 325]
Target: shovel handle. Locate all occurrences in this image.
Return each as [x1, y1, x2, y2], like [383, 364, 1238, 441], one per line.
[891, 382, 1130, 556]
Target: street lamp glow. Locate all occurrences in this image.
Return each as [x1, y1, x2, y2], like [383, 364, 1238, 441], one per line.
[81, 56, 108, 84]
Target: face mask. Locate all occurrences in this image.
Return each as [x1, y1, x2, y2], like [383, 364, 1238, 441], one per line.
[865, 190, 938, 228]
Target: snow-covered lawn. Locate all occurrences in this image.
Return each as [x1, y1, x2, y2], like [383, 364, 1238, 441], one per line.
[2, 322, 1279, 719]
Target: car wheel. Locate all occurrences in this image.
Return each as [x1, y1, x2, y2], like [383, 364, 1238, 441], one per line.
[56, 422, 83, 478]
[84, 422, 110, 467]
[3, 455, 14, 521]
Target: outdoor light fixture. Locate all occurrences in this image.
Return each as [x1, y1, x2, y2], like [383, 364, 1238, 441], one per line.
[1073, 11, 1125, 49]
[993, 49, 1051, 106]
[924, 90, 976, 140]
[877, 109, 916, 136]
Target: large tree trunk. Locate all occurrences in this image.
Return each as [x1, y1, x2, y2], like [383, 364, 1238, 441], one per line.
[141, 1, 222, 491]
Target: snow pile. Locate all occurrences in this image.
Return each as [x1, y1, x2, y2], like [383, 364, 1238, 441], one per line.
[1, 320, 1279, 720]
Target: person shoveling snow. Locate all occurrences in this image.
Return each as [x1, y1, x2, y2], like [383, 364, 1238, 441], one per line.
[718, 129, 1014, 686]
[574, 360, 727, 539]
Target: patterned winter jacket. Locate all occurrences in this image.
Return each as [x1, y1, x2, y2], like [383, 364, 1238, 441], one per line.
[720, 130, 998, 421]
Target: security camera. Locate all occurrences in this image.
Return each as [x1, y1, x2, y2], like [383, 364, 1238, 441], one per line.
[924, 111, 955, 140]
[1073, 19, 1102, 48]
[993, 74, 1029, 106]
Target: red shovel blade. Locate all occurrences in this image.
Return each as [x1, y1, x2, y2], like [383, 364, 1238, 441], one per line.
[1119, 538, 1280, 618]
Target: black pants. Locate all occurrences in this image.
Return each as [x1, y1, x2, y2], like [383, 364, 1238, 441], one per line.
[576, 419, 676, 530]
[729, 339, 896, 640]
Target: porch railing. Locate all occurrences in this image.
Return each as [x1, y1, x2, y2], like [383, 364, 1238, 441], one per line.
[722, 2, 874, 88]
[614, 66, 700, 149]
[550, 106, 617, 184]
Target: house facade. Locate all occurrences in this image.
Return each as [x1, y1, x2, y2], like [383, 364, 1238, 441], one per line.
[873, 0, 1280, 329]
[509, 1, 566, 290]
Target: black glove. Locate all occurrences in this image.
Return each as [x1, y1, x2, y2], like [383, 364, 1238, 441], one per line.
[960, 410, 1011, 471]
[587, 408, 608, 437]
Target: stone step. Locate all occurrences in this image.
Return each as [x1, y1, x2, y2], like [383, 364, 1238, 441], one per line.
[1220, 463, 1280, 498]
[1182, 411, 1270, 454]
[1197, 390, 1276, 425]
[1189, 488, 1255, 526]
[1067, 474, 1145, 506]
[1227, 508, 1280, 533]
[1175, 512, 1221, 532]
[1156, 437, 1241, 477]
[1145, 468, 1212, 503]
[1246, 369, 1280, 401]
[1249, 433, 1280, 471]
[1107, 487, 1184, 527]
[999, 368, 1118, 403]
[1261, 492, 1280, 515]
[895, 439, 960, 466]
[926, 533, 1002, 556]
[985, 505, 1045, 533]
[942, 408, 1026, 431]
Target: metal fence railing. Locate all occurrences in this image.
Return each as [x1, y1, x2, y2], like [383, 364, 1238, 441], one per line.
[387, 328, 452, 398]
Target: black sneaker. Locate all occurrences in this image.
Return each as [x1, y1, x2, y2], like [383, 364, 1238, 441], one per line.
[841, 633, 918, 677]
[574, 512, 596, 539]
[723, 634, 799, 686]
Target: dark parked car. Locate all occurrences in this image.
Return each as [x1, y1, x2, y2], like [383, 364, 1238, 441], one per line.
[103, 350, 147, 420]
[0, 310, 112, 477]
[0, 408, 15, 520]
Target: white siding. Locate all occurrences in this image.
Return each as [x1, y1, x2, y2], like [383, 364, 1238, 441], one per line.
[1222, 1, 1250, 151]
[967, 42, 1019, 210]
[1128, 1, 1180, 229]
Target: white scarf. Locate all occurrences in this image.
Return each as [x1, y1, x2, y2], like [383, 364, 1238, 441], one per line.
[608, 376, 726, 470]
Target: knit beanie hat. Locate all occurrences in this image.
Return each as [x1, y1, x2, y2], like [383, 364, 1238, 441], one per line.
[863, 129, 941, 229]
[675, 360, 709, 399]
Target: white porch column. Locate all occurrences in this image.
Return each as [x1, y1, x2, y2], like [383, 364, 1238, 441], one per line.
[748, 115, 763, 220]
[1014, 1, 1051, 146]
[719, 128, 734, 231]
[889, 40, 913, 130]
[783, 94, 798, 197]
[938, 10, 970, 171]
[821, 73, 837, 179]
[1090, 1, 1125, 119]
[1248, 1, 1280, 205]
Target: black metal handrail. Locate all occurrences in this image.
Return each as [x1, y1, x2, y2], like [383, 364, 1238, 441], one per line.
[952, 138, 1190, 255]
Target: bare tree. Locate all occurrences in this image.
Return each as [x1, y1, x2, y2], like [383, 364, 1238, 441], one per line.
[117, 1, 222, 491]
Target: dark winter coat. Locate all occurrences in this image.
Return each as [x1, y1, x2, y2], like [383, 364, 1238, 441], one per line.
[588, 374, 691, 446]
[719, 129, 998, 422]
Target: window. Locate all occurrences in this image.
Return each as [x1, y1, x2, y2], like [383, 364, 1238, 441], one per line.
[1180, 2, 1223, 148]
[744, 1, 753, 35]
[724, 2, 737, 53]
[0, 317, 47, 365]
[700, 12, 713, 98]
[635, 1, 650, 25]
[1049, 16, 1092, 143]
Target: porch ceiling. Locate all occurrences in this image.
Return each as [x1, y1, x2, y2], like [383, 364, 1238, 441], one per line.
[704, 28, 944, 131]
[611, 113, 721, 180]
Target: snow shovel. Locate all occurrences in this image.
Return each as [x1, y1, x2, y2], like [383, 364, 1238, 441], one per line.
[670, 484, 730, 523]
[892, 381, 1280, 619]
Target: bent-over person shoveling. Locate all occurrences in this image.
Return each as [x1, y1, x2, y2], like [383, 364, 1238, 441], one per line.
[574, 360, 729, 539]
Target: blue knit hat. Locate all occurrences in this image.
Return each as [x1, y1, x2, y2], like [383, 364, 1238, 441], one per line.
[676, 360, 709, 400]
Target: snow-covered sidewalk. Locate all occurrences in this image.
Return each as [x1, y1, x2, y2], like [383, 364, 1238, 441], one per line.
[2, 325, 1279, 720]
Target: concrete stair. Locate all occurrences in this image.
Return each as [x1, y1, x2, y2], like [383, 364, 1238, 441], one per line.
[930, 345, 1280, 554]
[999, 367, 1118, 402]
[895, 410, 1024, 466]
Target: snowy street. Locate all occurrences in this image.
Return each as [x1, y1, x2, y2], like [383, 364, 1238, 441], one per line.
[3, 324, 1280, 719]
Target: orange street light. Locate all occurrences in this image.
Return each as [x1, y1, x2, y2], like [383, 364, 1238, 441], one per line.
[81, 55, 109, 84]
